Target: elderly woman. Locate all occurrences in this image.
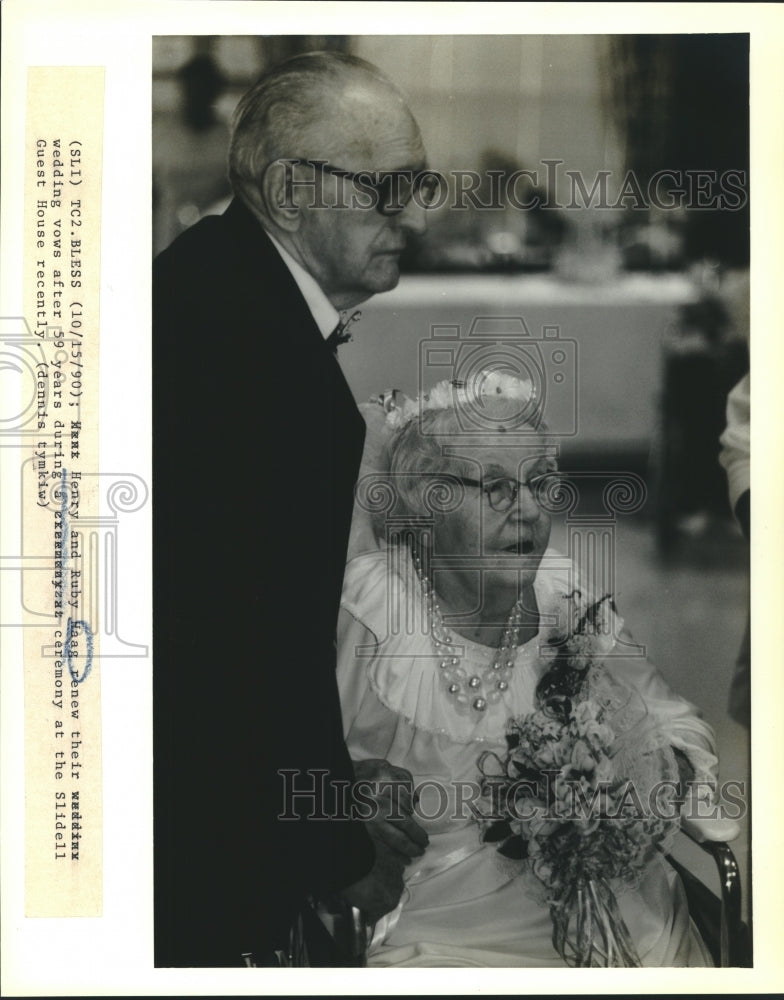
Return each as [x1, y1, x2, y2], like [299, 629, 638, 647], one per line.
[336, 372, 719, 968]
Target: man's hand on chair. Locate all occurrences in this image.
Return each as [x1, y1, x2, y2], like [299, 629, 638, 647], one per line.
[341, 844, 406, 924]
[342, 758, 429, 922]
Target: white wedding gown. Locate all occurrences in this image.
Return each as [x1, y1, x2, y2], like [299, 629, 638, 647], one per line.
[336, 546, 717, 967]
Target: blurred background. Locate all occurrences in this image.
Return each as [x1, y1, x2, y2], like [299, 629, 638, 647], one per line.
[153, 34, 751, 925]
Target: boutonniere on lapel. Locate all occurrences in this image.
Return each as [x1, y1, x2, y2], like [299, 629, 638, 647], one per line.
[327, 309, 362, 352]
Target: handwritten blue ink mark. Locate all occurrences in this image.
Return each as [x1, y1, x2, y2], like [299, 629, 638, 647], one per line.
[66, 616, 94, 684]
[60, 467, 94, 683]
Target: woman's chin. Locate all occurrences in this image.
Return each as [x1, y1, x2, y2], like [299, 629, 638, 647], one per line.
[485, 564, 539, 597]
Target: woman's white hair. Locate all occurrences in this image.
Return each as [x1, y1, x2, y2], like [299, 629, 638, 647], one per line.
[382, 398, 550, 533]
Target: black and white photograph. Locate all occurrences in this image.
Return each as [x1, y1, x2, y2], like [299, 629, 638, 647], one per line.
[2, 3, 783, 996]
[152, 31, 751, 970]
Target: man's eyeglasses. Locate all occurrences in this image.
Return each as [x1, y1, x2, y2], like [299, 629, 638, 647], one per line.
[451, 473, 563, 513]
[291, 159, 441, 216]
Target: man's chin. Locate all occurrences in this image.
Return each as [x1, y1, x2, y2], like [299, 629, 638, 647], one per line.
[369, 257, 401, 291]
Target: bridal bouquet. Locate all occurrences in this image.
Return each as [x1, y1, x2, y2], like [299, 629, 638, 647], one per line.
[478, 592, 680, 968]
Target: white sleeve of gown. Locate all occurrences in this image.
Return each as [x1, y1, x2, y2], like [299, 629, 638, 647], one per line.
[718, 371, 750, 514]
[604, 625, 719, 788]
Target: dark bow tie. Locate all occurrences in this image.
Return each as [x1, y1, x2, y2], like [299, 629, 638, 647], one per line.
[326, 310, 362, 353]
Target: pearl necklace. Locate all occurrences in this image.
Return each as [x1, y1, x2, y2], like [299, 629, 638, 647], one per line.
[411, 549, 527, 716]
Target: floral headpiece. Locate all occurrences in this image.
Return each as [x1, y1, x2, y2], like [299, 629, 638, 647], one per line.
[384, 369, 537, 431]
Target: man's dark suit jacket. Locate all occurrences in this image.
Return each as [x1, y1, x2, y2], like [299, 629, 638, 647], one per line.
[152, 198, 375, 966]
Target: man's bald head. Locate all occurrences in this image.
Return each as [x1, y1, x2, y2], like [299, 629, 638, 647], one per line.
[228, 51, 423, 210]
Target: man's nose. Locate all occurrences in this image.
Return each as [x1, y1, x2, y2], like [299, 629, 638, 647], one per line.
[515, 486, 542, 523]
[396, 195, 427, 237]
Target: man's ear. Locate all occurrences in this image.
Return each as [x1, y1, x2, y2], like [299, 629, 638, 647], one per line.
[260, 159, 301, 232]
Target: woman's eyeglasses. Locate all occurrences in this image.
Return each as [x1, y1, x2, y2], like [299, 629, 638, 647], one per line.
[452, 473, 563, 513]
[290, 159, 441, 216]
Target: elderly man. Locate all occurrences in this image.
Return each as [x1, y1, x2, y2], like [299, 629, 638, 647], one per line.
[153, 51, 433, 967]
